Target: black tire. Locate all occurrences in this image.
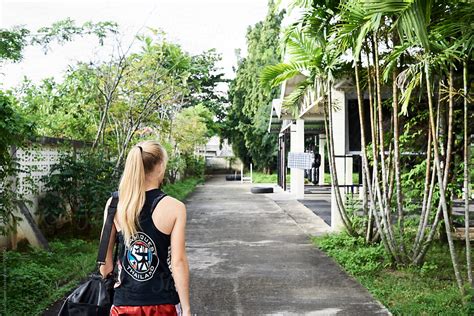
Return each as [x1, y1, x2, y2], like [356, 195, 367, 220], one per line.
[226, 175, 242, 181]
[251, 187, 274, 194]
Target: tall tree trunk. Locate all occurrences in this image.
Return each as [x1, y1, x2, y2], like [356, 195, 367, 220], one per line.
[392, 67, 406, 255]
[93, 97, 112, 149]
[324, 78, 353, 233]
[373, 33, 390, 206]
[413, 128, 433, 254]
[463, 60, 472, 285]
[372, 34, 401, 262]
[413, 90, 452, 264]
[424, 62, 464, 292]
[365, 45, 399, 259]
[92, 58, 127, 149]
[355, 59, 382, 247]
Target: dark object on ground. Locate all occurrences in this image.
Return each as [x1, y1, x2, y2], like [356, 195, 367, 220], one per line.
[251, 187, 274, 194]
[226, 174, 242, 181]
[58, 273, 115, 316]
[58, 192, 119, 316]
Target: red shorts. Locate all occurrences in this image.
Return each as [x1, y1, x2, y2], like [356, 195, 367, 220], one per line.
[110, 304, 182, 316]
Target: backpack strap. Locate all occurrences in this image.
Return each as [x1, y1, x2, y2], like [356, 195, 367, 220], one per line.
[97, 191, 119, 265]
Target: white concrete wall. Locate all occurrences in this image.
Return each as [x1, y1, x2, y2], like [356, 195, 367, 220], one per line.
[330, 89, 353, 231]
[290, 119, 305, 199]
[1, 144, 79, 248]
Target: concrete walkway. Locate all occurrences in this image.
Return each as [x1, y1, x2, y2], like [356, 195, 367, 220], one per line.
[188, 176, 389, 315]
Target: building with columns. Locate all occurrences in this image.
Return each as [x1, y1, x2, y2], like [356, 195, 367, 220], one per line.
[268, 75, 364, 231]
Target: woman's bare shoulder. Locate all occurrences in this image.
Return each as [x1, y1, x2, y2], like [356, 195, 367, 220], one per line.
[161, 195, 186, 211]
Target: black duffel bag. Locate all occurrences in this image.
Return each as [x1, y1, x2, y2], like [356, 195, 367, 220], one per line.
[58, 192, 119, 316]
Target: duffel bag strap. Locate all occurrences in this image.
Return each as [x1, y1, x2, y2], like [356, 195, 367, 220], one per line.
[97, 191, 119, 265]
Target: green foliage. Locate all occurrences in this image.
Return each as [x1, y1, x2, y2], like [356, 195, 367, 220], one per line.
[2, 238, 98, 316]
[313, 233, 388, 275]
[0, 27, 29, 62]
[2, 171, 202, 315]
[314, 233, 472, 314]
[165, 155, 186, 185]
[0, 92, 35, 166]
[223, 1, 284, 171]
[173, 104, 213, 155]
[32, 18, 118, 47]
[14, 66, 100, 141]
[162, 176, 205, 201]
[0, 18, 117, 63]
[183, 155, 206, 179]
[184, 49, 227, 123]
[252, 171, 291, 184]
[38, 151, 119, 234]
[252, 171, 277, 183]
[0, 92, 35, 236]
[12, 30, 226, 171]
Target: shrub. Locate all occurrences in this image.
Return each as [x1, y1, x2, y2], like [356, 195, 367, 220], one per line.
[2, 238, 98, 315]
[162, 176, 204, 201]
[313, 232, 388, 275]
[38, 150, 119, 235]
[0, 91, 35, 237]
[183, 154, 205, 178]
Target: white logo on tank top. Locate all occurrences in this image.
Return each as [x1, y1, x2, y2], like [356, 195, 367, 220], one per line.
[123, 232, 159, 281]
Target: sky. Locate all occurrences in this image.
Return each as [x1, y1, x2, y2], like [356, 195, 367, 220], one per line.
[0, 0, 270, 89]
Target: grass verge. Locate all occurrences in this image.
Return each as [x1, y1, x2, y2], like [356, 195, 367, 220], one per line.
[2, 238, 98, 315]
[312, 232, 473, 315]
[3, 176, 203, 315]
[252, 171, 290, 184]
[162, 176, 205, 200]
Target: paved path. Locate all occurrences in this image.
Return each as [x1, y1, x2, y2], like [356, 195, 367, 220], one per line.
[188, 176, 389, 315]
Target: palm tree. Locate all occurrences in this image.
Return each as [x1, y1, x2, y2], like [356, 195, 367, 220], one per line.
[261, 3, 355, 234]
[261, 0, 473, 293]
[360, 0, 474, 293]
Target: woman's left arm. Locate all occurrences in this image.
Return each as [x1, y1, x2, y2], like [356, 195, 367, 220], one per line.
[99, 197, 117, 278]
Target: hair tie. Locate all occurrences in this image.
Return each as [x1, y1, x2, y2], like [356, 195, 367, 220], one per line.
[137, 145, 143, 153]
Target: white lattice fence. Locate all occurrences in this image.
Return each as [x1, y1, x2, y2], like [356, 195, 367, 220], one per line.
[1, 137, 89, 248]
[15, 146, 62, 195]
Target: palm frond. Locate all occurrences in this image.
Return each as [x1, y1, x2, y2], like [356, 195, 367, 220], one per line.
[362, 0, 430, 50]
[260, 62, 304, 88]
[286, 30, 322, 64]
[282, 78, 313, 118]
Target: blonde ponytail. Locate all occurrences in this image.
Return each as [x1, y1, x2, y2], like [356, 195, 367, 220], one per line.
[117, 141, 168, 247]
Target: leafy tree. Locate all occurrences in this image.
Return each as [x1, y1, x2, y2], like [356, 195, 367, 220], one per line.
[172, 104, 213, 155]
[261, 0, 474, 295]
[14, 64, 100, 141]
[223, 1, 285, 172]
[0, 92, 35, 242]
[184, 49, 227, 122]
[38, 151, 120, 235]
[0, 18, 117, 63]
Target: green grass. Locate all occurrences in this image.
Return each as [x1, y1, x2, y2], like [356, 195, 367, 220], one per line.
[252, 171, 276, 183]
[312, 233, 473, 315]
[252, 171, 290, 184]
[253, 171, 361, 185]
[2, 176, 203, 316]
[324, 172, 360, 184]
[2, 238, 99, 315]
[162, 176, 205, 200]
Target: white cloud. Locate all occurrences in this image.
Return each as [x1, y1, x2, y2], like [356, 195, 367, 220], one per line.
[0, 0, 269, 89]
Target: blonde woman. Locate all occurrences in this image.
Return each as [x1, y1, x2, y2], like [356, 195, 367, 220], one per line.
[99, 140, 190, 316]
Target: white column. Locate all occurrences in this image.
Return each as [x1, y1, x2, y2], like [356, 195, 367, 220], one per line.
[290, 119, 305, 199]
[318, 135, 326, 185]
[330, 89, 347, 231]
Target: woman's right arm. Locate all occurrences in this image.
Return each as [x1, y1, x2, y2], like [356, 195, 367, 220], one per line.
[171, 201, 190, 315]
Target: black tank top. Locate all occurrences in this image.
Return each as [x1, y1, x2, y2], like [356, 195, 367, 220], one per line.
[113, 188, 180, 306]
